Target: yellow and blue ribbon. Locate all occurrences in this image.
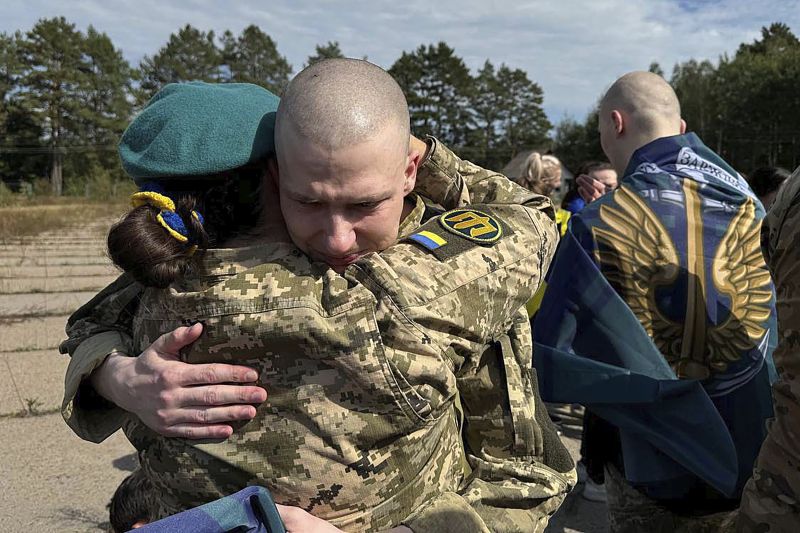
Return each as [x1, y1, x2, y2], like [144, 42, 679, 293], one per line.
[131, 182, 204, 250]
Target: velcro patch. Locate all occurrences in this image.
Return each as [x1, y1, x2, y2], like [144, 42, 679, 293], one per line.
[439, 209, 502, 243]
[406, 206, 509, 261]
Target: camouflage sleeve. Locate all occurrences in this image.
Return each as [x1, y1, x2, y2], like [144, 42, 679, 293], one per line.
[59, 273, 142, 443]
[739, 171, 800, 530]
[354, 177, 573, 530]
[415, 136, 556, 219]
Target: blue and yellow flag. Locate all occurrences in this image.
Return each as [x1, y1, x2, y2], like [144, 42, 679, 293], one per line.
[136, 486, 285, 533]
[534, 133, 777, 499]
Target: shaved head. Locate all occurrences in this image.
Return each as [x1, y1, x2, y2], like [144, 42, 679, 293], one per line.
[272, 58, 423, 272]
[598, 71, 686, 174]
[600, 71, 682, 134]
[276, 58, 410, 152]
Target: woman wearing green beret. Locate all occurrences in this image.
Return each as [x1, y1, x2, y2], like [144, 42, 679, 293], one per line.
[62, 60, 572, 533]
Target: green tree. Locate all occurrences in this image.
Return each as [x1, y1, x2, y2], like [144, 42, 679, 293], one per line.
[648, 61, 665, 78]
[389, 42, 474, 149]
[139, 24, 221, 102]
[714, 23, 800, 170]
[220, 25, 291, 94]
[553, 109, 605, 172]
[16, 17, 86, 195]
[469, 60, 502, 167]
[67, 25, 134, 191]
[495, 65, 552, 162]
[307, 41, 344, 66]
[670, 59, 717, 144]
[0, 32, 45, 185]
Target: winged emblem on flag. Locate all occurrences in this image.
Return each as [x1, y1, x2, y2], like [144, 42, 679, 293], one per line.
[592, 183, 772, 380]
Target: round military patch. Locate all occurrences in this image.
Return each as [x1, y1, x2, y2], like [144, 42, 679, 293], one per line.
[438, 208, 502, 243]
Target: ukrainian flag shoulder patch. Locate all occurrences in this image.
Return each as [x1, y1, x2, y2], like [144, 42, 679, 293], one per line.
[405, 206, 510, 261]
[409, 230, 447, 251]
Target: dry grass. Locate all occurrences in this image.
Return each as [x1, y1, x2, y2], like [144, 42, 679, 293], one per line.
[0, 202, 128, 240]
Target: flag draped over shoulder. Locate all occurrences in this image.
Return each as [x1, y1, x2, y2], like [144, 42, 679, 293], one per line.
[136, 486, 285, 533]
[533, 133, 777, 500]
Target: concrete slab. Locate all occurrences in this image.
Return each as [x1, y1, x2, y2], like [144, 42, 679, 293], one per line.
[0, 357, 25, 415]
[0, 291, 99, 317]
[0, 241, 106, 255]
[0, 264, 118, 279]
[0, 315, 72, 352]
[0, 249, 107, 259]
[0, 412, 135, 532]
[1, 350, 69, 416]
[0, 275, 117, 294]
[0, 256, 111, 267]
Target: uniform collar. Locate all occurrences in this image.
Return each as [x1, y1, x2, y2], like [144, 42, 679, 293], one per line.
[397, 193, 426, 239]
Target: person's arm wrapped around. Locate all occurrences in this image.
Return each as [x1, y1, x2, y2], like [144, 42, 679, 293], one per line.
[415, 136, 555, 219]
[59, 273, 142, 442]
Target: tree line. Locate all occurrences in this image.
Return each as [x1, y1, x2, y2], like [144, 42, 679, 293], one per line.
[555, 23, 800, 175]
[0, 17, 550, 196]
[0, 17, 797, 197]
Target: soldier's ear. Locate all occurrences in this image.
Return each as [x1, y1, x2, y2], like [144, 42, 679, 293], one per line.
[403, 150, 419, 195]
[680, 119, 687, 134]
[612, 110, 625, 136]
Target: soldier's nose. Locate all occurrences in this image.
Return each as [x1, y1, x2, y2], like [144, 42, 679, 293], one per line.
[322, 217, 356, 256]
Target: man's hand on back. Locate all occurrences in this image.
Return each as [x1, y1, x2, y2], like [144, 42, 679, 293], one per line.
[90, 323, 267, 439]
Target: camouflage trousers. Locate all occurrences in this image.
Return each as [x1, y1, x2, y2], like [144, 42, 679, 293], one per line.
[604, 465, 736, 533]
[737, 427, 800, 532]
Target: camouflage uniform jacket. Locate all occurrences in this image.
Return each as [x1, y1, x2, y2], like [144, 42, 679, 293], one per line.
[60, 140, 575, 532]
[738, 168, 800, 531]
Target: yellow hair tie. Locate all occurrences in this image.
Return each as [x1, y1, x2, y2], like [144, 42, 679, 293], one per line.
[131, 190, 176, 211]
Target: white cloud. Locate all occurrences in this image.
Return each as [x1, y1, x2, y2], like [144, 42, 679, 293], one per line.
[4, 0, 799, 124]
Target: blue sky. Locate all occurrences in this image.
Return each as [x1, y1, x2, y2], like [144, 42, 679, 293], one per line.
[3, 0, 798, 125]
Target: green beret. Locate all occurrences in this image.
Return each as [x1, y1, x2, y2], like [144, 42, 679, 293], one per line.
[119, 82, 280, 183]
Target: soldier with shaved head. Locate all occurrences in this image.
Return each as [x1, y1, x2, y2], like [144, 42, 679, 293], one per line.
[60, 60, 573, 531]
[273, 59, 418, 270]
[535, 71, 776, 531]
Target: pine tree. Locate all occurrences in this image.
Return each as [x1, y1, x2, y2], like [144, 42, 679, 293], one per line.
[0, 31, 45, 185]
[220, 25, 291, 94]
[389, 42, 474, 149]
[307, 41, 344, 66]
[469, 60, 503, 168]
[16, 17, 86, 195]
[495, 65, 552, 160]
[138, 24, 221, 102]
[73, 26, 134, 184]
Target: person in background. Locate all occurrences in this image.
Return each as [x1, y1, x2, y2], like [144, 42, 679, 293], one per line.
[516, 151, 563, 197]
[109, 469, 156, 532]
[738, 166, 800, 531]
[514, 152, 574, 237]
[747, 166, 790, 209]
[535, 71, 776, 531]
[557, 159, 618, 503]
[564, 161, 618, 214]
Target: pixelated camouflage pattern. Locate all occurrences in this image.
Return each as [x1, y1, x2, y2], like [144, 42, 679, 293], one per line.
[738, 168, 800, 532]
[604, 465, 736, 532]
[62, 140, 572, 532]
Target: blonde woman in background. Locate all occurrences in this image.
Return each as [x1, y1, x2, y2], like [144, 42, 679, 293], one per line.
[516, 152, 571, 237]
[516, 152, 563, 197]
